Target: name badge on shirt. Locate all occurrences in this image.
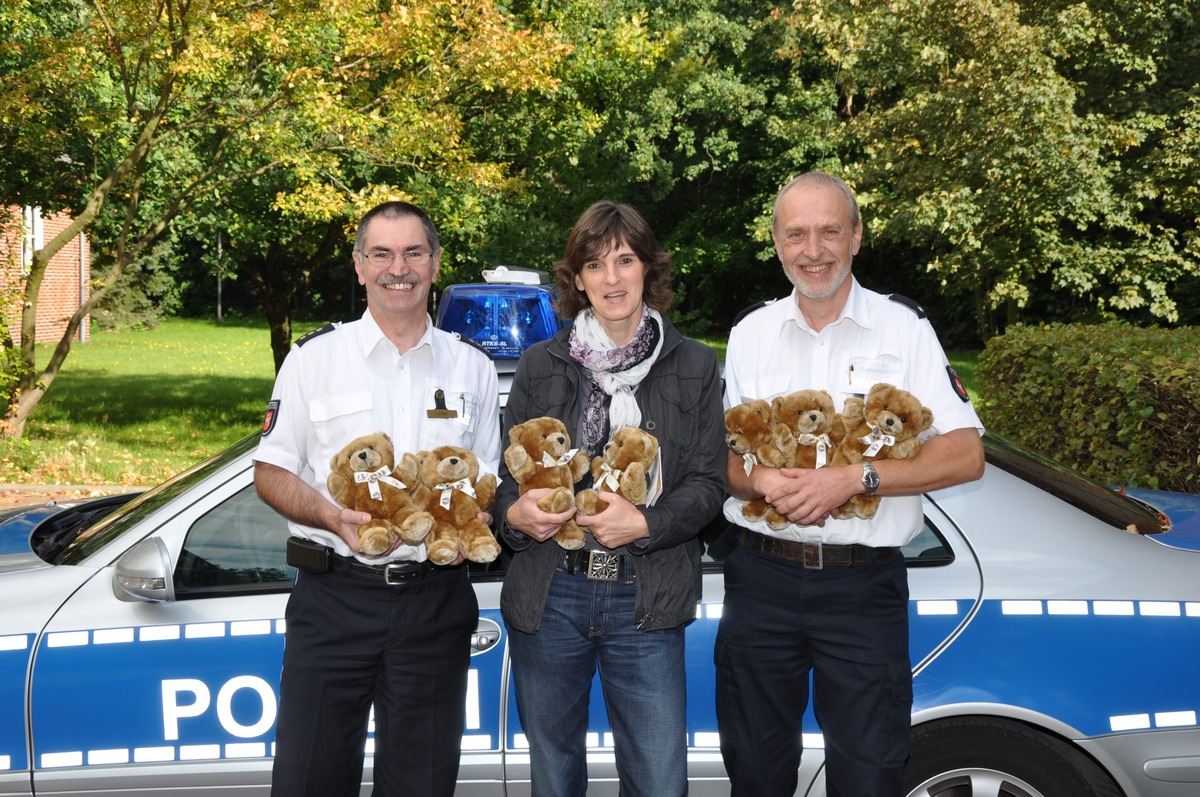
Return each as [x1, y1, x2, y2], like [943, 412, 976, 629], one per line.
[427, 388, 459, 419]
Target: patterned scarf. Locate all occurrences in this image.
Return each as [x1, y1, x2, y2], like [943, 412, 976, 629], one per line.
[569, 306, 664, 452]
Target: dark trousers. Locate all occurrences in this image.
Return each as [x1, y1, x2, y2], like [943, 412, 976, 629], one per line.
[714, 542, 912, 797]
[270, 563, 478, 797]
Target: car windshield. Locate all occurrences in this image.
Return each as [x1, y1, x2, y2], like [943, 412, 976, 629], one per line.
[50, 434, 260, 566]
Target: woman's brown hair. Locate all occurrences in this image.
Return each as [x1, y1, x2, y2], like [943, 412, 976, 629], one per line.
[554, 201, 674, 319]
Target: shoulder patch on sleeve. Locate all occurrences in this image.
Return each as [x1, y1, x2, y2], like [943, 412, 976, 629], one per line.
[261, 399, 281, 437]
[947, 365, 970, 403]
[732, 299, 775, 327]
[295, 322, 338, 347]
[888, 294, 927, 319]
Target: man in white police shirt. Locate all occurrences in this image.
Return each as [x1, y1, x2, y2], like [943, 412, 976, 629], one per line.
[714, 172, 985, 797]
[253, 201, 500, 797]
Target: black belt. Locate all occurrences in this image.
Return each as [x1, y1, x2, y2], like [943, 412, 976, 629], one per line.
[556, 549, 634, 582]
[331, 552, 438, 585]
[741, 530, 899, 569]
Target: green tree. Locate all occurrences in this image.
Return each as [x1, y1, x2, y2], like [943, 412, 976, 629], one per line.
[0, 0, 566, 437]
[785, 0, 1197, 341]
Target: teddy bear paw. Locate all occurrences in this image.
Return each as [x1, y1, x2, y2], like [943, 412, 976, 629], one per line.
[357, 522, 396, 558]
[398, 511, 435, 544]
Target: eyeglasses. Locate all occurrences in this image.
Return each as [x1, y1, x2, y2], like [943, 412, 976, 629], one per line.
[358, 249, 434, 268]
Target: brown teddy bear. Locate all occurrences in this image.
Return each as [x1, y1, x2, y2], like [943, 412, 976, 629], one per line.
[724, 399, 790, 529]
[326, 432, 434, 557]
[504, 416, 591, 550]
[575, 425, 660, 516]
[769, 389, 838, 471]
[412, 445, 501, 565]
[831, 382, 934, 519]
[724, 399, 785, 470]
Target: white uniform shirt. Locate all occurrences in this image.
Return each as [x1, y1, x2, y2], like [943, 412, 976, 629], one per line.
[254, 310, 501, 562]
[723, 278, 984, 547]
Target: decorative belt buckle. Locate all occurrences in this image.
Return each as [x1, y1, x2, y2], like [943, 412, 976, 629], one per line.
[384, 562, 419, 585]
[586, 550, 620, 581]
[801, 542, 824, 570]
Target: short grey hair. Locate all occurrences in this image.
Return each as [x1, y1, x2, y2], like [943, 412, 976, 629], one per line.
[773, 172, 860, 231]
[354, 201, 441, 255]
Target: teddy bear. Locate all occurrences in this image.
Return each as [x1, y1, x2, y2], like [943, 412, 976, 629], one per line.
[724, 399, 791, 529]
[575, 425, 660, 516]
[830, 382, 934, 519]
[504, 416, 592, 550]
[411, 444, 501, 565]
[724, 392, 843, 530]
[768, 389, 838, 471]
[326, 432, 435, 557]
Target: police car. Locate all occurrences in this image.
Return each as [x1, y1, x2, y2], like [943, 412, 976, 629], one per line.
[2, 432, 1199, 797]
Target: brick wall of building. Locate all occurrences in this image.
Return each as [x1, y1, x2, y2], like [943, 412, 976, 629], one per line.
[2, 207, 91, 345]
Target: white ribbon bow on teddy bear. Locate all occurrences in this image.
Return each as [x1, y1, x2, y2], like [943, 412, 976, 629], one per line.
[353, 466, 408, 501]
[595, 463, 624, 492]
[742, 452, 758, 476]
[858, 426, 896, 459]
[433, 478, 477, 510]
[796, 432, 832, 468]
[540, 449, 581, 468]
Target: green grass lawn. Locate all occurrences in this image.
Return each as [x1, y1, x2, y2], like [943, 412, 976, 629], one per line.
[2, 319, 319, 485]
[3, 321, 980, 486]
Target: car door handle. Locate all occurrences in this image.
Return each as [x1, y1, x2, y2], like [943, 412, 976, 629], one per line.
[471, 617, 502, 654]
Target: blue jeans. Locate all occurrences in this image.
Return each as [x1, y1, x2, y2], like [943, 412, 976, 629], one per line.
[507, 567, 688, 797]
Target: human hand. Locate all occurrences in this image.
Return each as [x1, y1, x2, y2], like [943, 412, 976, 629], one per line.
[574, 491, 649, 548]
[763, 466, 858, 528]
[334, 507, 374, 553]
[506, 488, 578, 543]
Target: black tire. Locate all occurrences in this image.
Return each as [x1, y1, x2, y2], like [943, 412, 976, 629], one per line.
[903, 717, 1123, 797]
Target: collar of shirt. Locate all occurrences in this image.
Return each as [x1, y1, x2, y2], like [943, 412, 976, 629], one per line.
[355, 309, 436, 359]
[784, 277, 877, 336]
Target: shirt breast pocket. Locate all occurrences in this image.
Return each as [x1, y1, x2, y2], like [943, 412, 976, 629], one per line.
[311, 391, 374, 450]
[844, 354, 905, 397]
[740, 375, 793, 402]
[419, 389, 480, 451]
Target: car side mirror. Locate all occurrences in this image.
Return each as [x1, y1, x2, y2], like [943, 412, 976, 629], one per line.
[113, 537, 176, 603]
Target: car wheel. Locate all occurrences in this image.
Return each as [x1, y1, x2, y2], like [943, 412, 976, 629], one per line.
[904, 717, 1122, 797]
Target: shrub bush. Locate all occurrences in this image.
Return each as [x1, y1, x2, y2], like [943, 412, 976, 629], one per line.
[978, 323, 1199, 494]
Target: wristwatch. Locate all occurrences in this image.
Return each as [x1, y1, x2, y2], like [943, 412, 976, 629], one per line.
[860, 461, 880, 495]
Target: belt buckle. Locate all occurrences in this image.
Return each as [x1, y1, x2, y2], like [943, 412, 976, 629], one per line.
[586, 550, 620, 581]
[802, 542, 824, 570]
[384, 562, 420, 585]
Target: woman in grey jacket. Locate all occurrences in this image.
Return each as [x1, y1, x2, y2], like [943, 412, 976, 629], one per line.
[495, 201, 726, 797]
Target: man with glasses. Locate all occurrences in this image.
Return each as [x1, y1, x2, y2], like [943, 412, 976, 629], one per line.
[254, 201, 501, 796]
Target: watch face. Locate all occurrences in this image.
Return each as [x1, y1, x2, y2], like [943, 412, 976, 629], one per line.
[862, 463, 880, 492]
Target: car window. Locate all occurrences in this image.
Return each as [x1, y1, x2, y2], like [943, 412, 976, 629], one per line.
[901, 521, 953, 565]
[174, 484, 296, 597]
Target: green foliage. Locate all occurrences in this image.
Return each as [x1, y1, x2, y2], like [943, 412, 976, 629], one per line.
[977, 322, 1200, 493]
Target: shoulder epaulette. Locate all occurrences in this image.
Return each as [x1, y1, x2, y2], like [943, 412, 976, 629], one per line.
[294, 322, 338, 347]
[451, 332, 492, 358]
[732, 299, 775, 327]
[887, 294, 927, 319]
